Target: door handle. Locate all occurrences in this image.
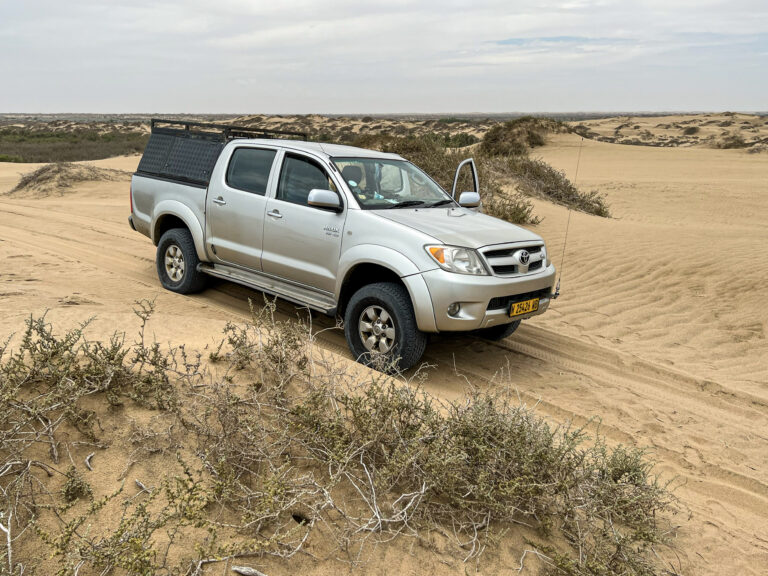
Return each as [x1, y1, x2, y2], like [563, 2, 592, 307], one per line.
[212, 197, 227, 206]
[267, 209, 282, 219]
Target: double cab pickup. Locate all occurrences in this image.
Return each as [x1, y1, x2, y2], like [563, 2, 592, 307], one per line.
[129, 119, 555, 370]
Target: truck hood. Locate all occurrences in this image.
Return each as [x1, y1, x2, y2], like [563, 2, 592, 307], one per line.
[374, 207, 543, 249]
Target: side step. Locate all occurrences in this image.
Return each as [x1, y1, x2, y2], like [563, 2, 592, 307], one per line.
[198, 263, 337, 315]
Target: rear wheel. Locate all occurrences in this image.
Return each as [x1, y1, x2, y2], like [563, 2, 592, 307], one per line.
[156, 228, 206, 294]
[475, 320, 521, 341]
[344, 282, 427, 372]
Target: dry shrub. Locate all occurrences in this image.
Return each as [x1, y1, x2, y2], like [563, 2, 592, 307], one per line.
[713, 132, 748, 149]
[479, 120, 610, 218]
[480, 116, 564, 157]
[509, 156, 610, 217]
[8, 162, 130, 198]
[0, 305, 676, 575]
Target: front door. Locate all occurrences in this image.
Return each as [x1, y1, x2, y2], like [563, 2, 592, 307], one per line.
[261, 152, 346, 294]
[206, 146, 277, 270]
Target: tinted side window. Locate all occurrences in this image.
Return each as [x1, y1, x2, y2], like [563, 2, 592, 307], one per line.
[226, 148, 277, 195]
[277, 154, 337, 207]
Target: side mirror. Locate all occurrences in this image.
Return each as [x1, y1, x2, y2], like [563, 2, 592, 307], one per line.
[451, 158, 480, 200]
[307, 188, 342, 211]
[458, 191, 481, 208]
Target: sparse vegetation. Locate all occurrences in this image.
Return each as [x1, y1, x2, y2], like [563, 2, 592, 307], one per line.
[480, 116, 565, 157]
[477, 117, 610, 217]
[714, 132, 748, 149]
[508, 156, 610, 217]
[7, 162, 131, 197]
[0, 126, 148, 163]
[0, 301, 676, 575]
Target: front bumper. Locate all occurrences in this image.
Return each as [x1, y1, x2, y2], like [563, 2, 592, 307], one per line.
[421, 263, 556, 331]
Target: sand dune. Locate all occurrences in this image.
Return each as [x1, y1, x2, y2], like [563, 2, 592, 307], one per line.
[1, 129, 767, 574]
[570, 112, 768, 150]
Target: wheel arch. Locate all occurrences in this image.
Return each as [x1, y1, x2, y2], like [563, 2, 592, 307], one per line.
[336, 246, 437, 332]
[152, 201, 207, 261]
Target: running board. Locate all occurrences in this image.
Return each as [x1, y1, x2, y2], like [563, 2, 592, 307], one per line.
[198, 263, 337, 315]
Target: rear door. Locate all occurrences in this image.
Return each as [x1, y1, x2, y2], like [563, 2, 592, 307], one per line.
[206, 146, 277, 270]
[261, 152, 346, 294]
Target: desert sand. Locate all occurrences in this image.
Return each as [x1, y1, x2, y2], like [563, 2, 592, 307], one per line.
[0, 121, 767, 574]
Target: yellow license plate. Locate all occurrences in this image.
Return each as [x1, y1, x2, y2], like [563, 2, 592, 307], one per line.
[509, 298, 539, 317]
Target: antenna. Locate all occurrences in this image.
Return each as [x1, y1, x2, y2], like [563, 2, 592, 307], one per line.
[553, 136, 583, 299]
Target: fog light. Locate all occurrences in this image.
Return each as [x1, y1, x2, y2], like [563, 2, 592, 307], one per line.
[447, 302, 461, 316]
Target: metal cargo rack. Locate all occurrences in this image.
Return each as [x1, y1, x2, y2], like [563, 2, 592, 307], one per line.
[149, 118, 308, 142]
[137, 119, 308, 186]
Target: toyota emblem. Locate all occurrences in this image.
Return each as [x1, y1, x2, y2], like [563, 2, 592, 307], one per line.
[518, 250, 530, 265]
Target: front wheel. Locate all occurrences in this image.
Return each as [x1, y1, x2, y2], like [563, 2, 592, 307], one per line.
[344, 282, 427, 372]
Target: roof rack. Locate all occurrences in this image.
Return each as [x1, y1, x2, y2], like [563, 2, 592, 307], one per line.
[150, 118, 309, 142]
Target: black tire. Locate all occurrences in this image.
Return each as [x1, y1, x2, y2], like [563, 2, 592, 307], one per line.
[156, 228, 207, 294]
[344, 282, 427, 373]
[475, 320, 521, 341]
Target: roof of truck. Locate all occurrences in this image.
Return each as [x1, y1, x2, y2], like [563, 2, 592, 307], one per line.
[236, 139, 405, 160]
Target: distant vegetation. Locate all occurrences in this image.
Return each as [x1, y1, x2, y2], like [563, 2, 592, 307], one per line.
[356, 116, 610, 220]
[480, 116, 565, 156]
[0, 125, 148, 162]
[714, 132, 749, 149]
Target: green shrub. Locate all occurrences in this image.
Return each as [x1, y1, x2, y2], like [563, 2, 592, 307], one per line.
[480, 116, 564, 157]
[714, 132, 748, 149]
[444, 132, 479, 148]
[0, 126, 148, 163]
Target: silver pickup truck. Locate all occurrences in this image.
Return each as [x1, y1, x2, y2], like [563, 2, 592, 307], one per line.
[129, 119, 555, 370]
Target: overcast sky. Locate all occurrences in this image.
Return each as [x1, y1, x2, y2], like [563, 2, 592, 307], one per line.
[1, 0, 766, 113]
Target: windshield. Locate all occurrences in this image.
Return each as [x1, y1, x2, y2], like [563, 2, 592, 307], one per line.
[332, 157, 454, 209]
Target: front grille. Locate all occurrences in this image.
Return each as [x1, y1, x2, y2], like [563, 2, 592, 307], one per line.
[481, 244, 545, 276]
[483, 245, 542, 259]
[487, 287, 552, 311]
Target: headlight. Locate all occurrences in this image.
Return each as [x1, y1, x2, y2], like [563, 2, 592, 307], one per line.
[425, 245, 488, 275]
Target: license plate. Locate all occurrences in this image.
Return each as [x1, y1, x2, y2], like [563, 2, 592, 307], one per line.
[509, 298, 539, 317]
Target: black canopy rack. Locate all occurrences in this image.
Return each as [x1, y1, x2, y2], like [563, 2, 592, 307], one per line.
[137, 119, 308, 186]
[149, 118, 308, 142]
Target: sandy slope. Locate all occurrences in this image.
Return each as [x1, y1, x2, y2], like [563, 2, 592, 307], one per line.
[570, 112, 768, 149]
[0, 139, 767, 574]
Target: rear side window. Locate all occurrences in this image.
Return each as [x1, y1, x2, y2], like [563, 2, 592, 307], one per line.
[226, 148, 277, 195]
[277, 154, 338, 207]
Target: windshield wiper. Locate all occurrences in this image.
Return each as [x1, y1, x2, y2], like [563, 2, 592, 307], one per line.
[426, 199, 455, 208]
[388, 200, 426, 209]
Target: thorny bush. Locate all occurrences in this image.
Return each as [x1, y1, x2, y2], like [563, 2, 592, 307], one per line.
[0, 301, 675, 575]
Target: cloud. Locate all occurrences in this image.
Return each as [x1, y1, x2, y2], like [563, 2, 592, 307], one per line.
[0, 0, 766, 112]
